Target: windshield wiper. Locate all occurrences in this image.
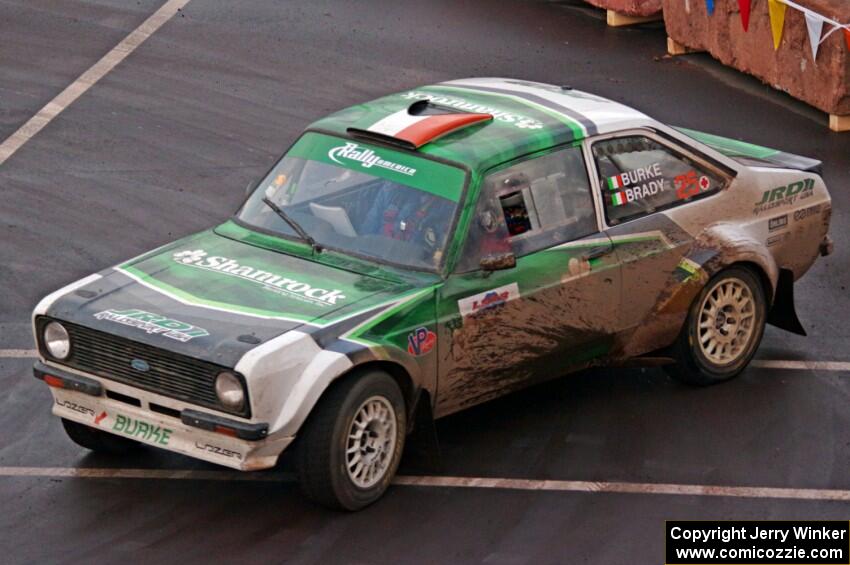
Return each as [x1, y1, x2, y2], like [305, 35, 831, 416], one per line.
[261, 197, 322, 253]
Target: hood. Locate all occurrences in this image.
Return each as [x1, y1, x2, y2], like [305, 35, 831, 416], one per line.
[44, 228, 421, 367]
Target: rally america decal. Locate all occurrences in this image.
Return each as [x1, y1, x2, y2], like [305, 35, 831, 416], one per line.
[607, 163, 665, 207]
[328, 142, 417, 176]
[94, 309, 209, 342]
[400, 91, 544, 130]
[172, 249, 347, 306]
[457, 283, 520, 317]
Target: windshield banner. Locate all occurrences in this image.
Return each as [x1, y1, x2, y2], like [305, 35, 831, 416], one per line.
[287, 133, 466, 202]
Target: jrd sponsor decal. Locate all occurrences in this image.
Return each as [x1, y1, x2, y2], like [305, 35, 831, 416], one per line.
[173, 249, 347, 306]
[753, 178, 815, 215]
[94, 309, 209, 342]
[328, 142, 417, 176]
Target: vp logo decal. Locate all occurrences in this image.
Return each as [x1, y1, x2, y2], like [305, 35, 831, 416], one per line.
[407, 327, 436, 356]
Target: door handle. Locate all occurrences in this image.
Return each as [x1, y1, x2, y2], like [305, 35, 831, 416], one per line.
[582, 246, 613, 261]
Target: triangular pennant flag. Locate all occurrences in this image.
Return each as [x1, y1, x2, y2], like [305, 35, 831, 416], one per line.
[706, 0, 715, 15]
[768, 0, 787, 50]
[738, 0, 751, 31]
[805, 12, 824, 61]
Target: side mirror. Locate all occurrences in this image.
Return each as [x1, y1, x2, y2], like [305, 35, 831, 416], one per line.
[480, 252, 516, 271]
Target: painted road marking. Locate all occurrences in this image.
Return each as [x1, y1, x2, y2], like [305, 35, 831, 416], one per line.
[3, 349, 850, 372]
[0, 349, 38, 358]
[0, 0, 191, 166]
[3, 466, 850, 502]
[751, 360, 850, 371]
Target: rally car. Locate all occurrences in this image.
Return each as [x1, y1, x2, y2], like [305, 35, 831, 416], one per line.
[34, 78, 832, 510]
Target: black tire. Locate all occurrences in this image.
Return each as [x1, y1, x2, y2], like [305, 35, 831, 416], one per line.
[296, 370, 406, 511]
[61, 418, 140, 454]
[665, 266, 767, 386]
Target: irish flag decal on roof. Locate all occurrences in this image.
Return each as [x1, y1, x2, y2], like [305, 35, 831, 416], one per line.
[363, 106, 493, 148]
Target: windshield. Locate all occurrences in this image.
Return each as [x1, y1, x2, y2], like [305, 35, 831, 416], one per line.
[238, 132, 466, 271]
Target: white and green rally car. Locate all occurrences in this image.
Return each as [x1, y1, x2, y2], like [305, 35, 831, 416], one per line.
[34, 78, 832, 509]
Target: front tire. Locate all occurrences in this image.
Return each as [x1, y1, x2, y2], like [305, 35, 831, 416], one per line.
[61, 418, 139, 454]
[296, 370, 406, 511]
[665, 266, 767, 386]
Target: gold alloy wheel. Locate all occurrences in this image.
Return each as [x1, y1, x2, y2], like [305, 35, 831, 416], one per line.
[697, 277, 757, 365]
[345, 396, 397, 489]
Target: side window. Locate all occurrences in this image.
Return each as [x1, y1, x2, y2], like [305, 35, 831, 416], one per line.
[456, 145, 597, 272]
[592, 136, 724, 225]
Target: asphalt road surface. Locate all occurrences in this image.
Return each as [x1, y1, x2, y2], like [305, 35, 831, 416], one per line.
[2, 1, 850, 563]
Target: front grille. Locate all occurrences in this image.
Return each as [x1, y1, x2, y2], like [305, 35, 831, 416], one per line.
[38, 318, 248, 417]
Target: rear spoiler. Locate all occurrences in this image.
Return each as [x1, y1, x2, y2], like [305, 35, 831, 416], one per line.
[674, 127, 822, 175]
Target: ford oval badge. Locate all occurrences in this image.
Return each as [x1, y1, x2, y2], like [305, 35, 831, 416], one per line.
[130, 359, 151, 372]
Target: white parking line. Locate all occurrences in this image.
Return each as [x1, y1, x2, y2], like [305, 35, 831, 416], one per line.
[0, 0, 191, 166]
[3, 466, 850, 502]
[0, 349, 37, 358]
[751, 360, 850, 372]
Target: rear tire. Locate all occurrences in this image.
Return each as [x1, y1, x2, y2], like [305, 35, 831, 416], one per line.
[61, 418, 139, 454]
[665, 266, 767, 386]
[297, 370, 406, 511]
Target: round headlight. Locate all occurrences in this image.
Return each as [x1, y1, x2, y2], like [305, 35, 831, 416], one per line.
[44, 322, 70, 360]
[215, 371, 245, 411]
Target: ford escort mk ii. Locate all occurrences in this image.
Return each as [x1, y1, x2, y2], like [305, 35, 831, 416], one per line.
[33, 78, 832, 509]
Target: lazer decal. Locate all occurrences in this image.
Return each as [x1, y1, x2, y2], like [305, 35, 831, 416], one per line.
[768, 215, 788, 232]
[753, 179, 815, 216]
[55, 398, 95, 417]
[407, 327, 436, 356]
[793, 204, 821, 222]
[400, 91, 544, 130]
[172, 249, 347, 306]
[328, 142, 417, 176]
[195, 442, 243, 460]
[457, 283, 520, 317]
[112, 413, 172, 445]
[94, 309, 210, 342]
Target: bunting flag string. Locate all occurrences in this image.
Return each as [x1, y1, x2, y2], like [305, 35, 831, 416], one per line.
[738, 0, 752, 31]
[767, 0, 788, 50]
[699, 0, 850, 56]
[804, 12, 824, 60]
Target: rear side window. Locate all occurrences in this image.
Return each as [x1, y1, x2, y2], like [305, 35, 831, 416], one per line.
[592, 136, 724, 225]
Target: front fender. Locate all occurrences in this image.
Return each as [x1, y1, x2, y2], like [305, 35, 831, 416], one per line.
[234, 332, 421, 439]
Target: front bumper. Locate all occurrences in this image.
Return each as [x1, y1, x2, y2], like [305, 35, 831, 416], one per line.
[35, 361, 292, 471]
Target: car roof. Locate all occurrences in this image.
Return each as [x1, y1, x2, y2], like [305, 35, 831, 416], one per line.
[308, 77, 657, 172]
